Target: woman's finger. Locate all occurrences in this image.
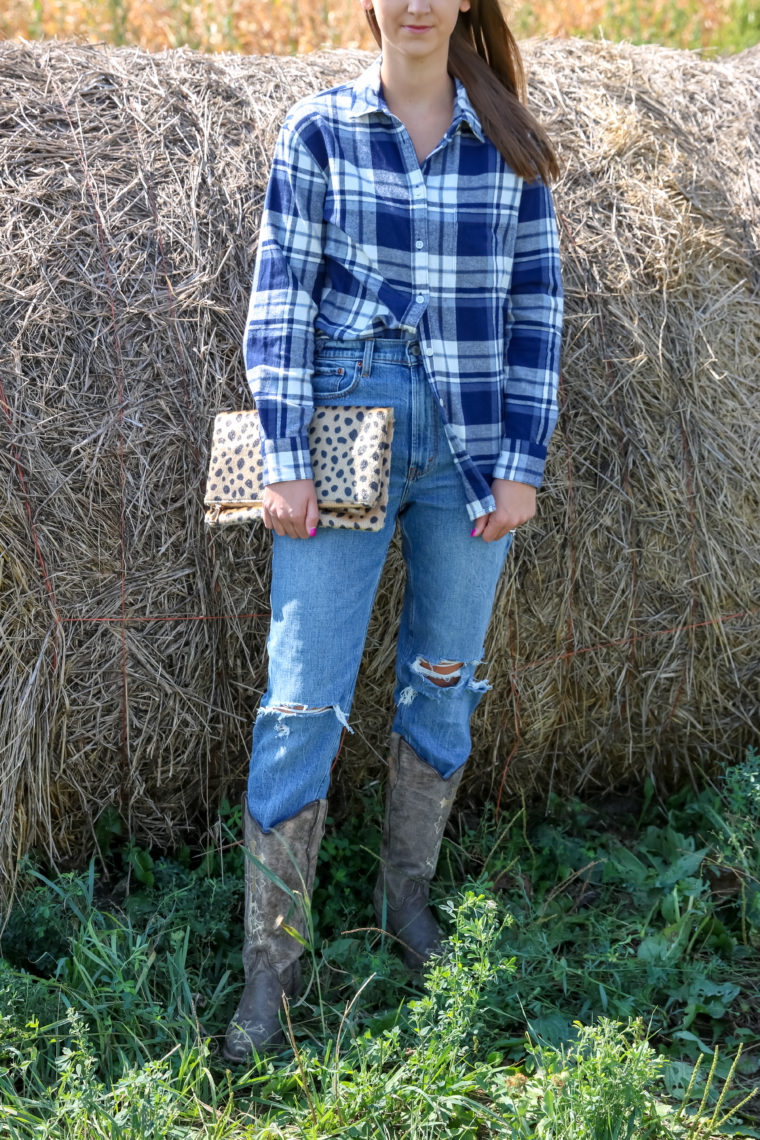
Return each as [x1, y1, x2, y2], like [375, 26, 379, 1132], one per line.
[305, 498, 320, 538]
[480, 512, 515, 543]
[262, 480, 319, 539]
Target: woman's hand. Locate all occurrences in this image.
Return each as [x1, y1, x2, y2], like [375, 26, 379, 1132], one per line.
[471, 479, 536, 543]
[262, 479, 320, 539]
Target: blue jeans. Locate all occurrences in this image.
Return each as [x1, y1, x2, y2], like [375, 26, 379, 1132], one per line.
[248, 335, 513, 830]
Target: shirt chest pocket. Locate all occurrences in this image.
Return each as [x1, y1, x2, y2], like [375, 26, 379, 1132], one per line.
[311, 359, 361, 399]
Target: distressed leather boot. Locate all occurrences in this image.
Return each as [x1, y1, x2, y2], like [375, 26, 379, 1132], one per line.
[373, 733, 464, 970]
[223, 794, 327, 1062]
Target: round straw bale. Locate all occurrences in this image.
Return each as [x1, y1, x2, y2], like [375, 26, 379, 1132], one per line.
[734, 42, 760, 67]
[0, 38, 758, 895]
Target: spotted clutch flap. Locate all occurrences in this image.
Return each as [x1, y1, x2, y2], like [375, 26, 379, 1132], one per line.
[204, 406, 394, 532]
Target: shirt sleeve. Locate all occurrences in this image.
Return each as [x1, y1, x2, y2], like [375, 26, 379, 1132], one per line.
[492, 177, 563, 488]
[242, 114, 328, 486]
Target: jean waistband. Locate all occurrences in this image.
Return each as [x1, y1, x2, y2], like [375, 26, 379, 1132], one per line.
[315, 327, 415, 342]
[314, 330, 421, 365]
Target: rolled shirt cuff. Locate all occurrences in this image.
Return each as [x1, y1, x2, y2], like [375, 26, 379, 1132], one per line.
[260, 433, 314, 487]
[491, 439, 547, 488]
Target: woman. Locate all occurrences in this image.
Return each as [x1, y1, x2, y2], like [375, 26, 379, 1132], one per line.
[223, 0, 563, 1061]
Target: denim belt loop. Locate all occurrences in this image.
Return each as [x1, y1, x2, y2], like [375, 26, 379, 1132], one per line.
[361, 339, 375, 378]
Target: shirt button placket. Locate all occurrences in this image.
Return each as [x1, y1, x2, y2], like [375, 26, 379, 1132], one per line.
[411, 179, 429, 328]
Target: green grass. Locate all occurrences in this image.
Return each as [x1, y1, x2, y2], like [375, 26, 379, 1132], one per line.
[1, 749, 759, 1138]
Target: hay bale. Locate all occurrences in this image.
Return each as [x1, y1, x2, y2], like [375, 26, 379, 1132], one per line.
[1, 38, 758, 893]
[734, 42, 760, 67]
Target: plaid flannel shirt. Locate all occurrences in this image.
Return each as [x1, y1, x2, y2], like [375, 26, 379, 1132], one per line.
[242, 57, 563, 520]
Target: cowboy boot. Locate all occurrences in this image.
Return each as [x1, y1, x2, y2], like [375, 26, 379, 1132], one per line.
[223, 794, 327, 1062]
[373, 733, 464, 970]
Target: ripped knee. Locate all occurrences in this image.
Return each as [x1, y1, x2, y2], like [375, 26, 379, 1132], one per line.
[417, 658, 463, 688]
[270, 702, 329, 714]
[397, 655, 492, 706]
[257, 701, 353, 732]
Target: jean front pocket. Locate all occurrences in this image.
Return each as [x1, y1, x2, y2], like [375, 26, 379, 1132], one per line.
[312, 358, 361, 399]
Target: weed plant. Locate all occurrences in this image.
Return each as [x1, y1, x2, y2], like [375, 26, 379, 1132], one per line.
[1, 749, 759, 1138]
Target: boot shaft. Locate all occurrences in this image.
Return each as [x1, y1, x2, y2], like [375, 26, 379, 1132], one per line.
[379, 733, 463, 886]
[241, 795, 328, 978]
[373, 734, 464, 967]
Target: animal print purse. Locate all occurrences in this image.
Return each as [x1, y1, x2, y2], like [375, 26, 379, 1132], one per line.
[204, 407, 394, 531]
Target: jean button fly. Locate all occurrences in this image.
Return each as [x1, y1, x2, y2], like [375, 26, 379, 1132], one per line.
[410, 344, 421, 356]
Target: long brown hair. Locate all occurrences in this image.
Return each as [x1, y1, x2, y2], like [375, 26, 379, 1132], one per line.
[365, 0, 559, 183]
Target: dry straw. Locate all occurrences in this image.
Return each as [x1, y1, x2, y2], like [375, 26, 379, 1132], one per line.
[0, 38, 758, 895]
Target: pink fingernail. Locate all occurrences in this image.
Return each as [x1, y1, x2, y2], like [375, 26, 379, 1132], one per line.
[309, 527, 317, 537]
[471, 527, 477, 537]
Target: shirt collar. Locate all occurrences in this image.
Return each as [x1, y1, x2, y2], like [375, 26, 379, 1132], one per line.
[347, 55, 485, 143]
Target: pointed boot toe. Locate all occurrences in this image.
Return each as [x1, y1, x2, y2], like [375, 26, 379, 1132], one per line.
[223, 963, 291, 1061]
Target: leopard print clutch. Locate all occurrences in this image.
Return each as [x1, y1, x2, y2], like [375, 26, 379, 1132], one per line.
[204, 407, 394, 531]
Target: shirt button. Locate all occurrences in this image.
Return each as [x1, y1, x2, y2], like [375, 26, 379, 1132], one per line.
[416, 293, 425, 304]
[414, 185, 424, 196]
[425, 345, 435, 356]
[415, 240, 424, 250]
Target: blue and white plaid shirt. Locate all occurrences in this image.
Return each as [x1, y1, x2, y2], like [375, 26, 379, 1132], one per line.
[243, 57, 563, 520]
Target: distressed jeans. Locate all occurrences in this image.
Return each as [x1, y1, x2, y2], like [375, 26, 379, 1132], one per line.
[248, 335, 513, 830]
